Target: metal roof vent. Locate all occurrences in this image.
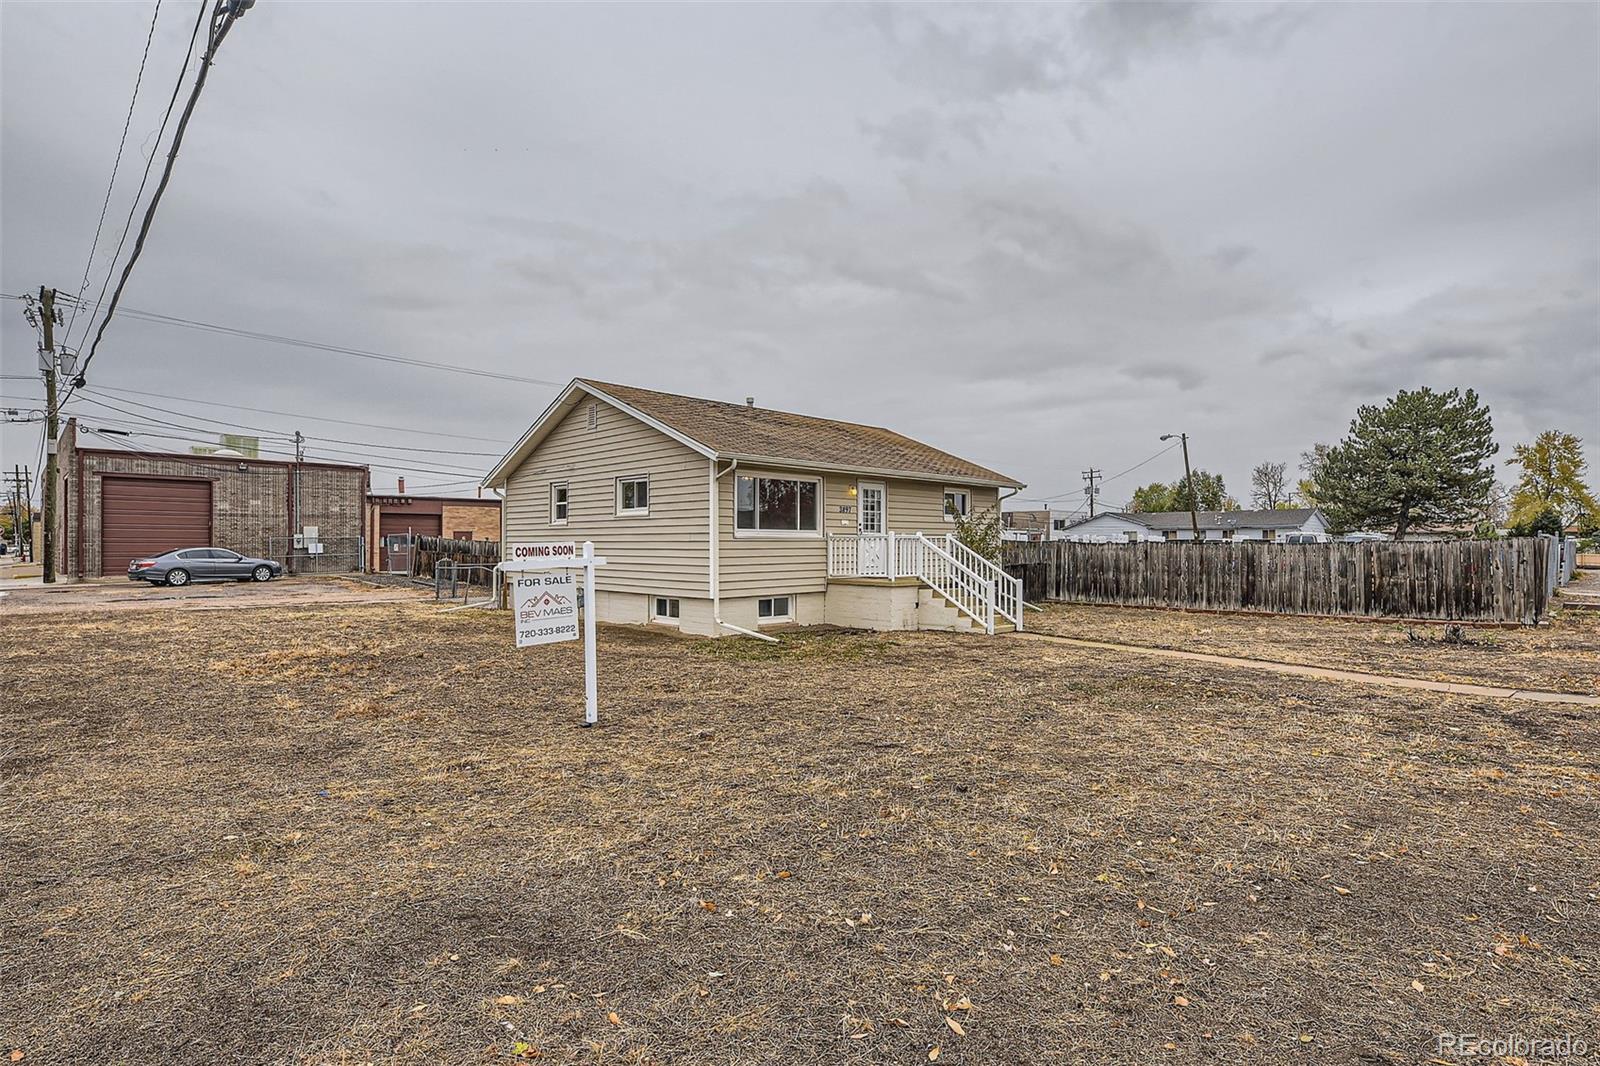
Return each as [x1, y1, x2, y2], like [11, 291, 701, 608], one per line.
[745, 396, 755, 407]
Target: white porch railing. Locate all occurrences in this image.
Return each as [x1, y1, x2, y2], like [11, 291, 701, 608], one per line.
[826, 531, 1023, 634]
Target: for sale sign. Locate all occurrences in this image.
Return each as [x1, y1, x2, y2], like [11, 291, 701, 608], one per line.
[511, 570, 578, 646]
[508, 541, 576, 563]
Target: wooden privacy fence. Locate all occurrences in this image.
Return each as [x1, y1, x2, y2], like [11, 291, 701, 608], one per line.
[1003, 538, 1552, 624]
[412, 535, 501, 585]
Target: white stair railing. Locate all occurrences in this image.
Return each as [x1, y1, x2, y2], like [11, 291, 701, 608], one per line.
[910, 533, 995, 634]
[828, 532, 1018, 635]
[943, 533, 1023, 631]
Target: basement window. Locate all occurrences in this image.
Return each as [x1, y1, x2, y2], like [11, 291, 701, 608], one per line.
[757, 595, 793, 622]
[652, 596, 680, 623]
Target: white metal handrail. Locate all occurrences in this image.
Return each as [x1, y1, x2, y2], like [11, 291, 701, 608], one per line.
[943, 533, 1023, 631]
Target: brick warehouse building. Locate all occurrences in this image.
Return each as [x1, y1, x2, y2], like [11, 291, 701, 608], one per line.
[365, 483, 501, 572]
[53, 419, 369, 579]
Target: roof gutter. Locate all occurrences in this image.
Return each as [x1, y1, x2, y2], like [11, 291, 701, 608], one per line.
[707, 456, 777, 643]
[714, 453, 1023, 490]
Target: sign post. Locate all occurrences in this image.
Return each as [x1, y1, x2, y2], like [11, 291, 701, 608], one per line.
[498, 540, 607, 725]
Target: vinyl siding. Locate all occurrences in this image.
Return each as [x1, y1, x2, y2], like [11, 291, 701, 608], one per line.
[717, 468, 1000, 596]
[503, 397, 709, 597]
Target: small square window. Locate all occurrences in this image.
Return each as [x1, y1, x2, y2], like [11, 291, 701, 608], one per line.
[452, 530, 472, 541]
[550, 482, 569, 524]
[757, 595, 792, 622]
[943, 489, 970, 520]
[617, 476, 650, 516]
[652, 596, 680, 622]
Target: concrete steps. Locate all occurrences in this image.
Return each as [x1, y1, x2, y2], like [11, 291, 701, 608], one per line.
[916, 586, 1015, 635]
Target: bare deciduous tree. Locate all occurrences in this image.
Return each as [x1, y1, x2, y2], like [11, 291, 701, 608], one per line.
[1250, 461, 1290, 509]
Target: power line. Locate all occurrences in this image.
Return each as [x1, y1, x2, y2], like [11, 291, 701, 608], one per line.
[77, 0, 255, 387]
[86, 382, 507, 442]
[1022, 441, 1182, 503]
[67, 0, 207, 356]
[7, 293, 567, 391]
[69, 404, 489, 480]
[63, 0, 164, 344]
[75, 387, 501, 457]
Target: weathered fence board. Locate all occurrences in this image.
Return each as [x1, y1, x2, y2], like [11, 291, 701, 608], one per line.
[412, 535, 501, 585]
[1003, 539, 1551, 624]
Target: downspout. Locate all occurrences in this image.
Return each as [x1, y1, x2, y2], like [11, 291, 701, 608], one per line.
[709, 457, 777, 643]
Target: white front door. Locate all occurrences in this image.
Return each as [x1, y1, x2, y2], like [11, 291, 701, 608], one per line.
[857, 481, 888, 576]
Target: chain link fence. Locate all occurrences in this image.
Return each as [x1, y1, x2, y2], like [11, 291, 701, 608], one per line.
[265, 535, 364, 575]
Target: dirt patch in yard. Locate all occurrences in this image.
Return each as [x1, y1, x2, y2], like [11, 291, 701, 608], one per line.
[3, 604, 1597, 1065]
[1026, 603, 1600, 695]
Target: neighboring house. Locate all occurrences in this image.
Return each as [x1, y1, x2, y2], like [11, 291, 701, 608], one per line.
[483, 379, 1026, 637]
[1003, 508, 1092, 542]
[365, 484, 502, 571]
[53, 418, 368, 579]
[1059, 508, 1330, 543]
[1002, 509, 1051, 543]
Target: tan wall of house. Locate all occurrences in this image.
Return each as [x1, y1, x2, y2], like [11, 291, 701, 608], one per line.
[503, 397, 710, 598]
[716, 469, 1000, 598]
[441, 502, 500, 542]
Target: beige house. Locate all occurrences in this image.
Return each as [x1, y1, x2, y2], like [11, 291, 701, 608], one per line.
[483, 380, 1026, 638]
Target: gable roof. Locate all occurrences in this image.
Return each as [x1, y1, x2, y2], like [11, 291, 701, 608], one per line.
[483, 379, 1024, 488]
[1064, 508, 1325, 533]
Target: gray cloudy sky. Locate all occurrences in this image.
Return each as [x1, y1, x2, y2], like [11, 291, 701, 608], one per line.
[3, 1, 1597, 509]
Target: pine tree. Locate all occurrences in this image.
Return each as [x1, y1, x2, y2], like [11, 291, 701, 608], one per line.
[1318, 387, 1497, 538]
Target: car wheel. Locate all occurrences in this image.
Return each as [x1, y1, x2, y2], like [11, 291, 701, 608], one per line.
[251, 565, 273, 582]
[165, 568, 191, 587]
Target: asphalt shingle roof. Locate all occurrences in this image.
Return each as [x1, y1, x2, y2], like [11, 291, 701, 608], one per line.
[582, 380, 1023, 486]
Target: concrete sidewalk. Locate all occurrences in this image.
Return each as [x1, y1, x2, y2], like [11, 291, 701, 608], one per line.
[1013, 630, 1600, 708]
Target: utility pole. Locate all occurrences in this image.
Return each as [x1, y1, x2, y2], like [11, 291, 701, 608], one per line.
[1081, 468, 1101, 518]
[1161, 432, 1201, 539]
[293, 430, 304, 462]
[37, 286, 60, 582]
[6, 466, 20, 557]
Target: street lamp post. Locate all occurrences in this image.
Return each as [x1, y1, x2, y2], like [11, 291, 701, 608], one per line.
[1161, 433, 1201, 540]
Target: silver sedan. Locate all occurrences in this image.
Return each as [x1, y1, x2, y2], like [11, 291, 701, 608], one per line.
[128, 548, 283, 586]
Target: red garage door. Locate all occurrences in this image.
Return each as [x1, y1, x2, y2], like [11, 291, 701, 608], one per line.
[377, 510, 441, 571]
[100, 476, 213, 576]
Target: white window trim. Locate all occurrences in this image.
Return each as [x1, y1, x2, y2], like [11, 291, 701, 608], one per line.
[549, 481, 569, 526]
[615, 474, 650, 517]
[732, 472, 823, 539]
[943, 487, 971, 522]
[757, 594, 794, 624]
[651, 595, 680, 624]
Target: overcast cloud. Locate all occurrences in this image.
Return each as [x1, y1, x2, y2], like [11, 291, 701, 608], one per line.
[3, 1, 1596, 509]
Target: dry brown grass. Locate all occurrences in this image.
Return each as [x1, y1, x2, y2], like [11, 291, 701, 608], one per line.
[1027, 603, 1600, 695]
[2, 603, 1597, 1065]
